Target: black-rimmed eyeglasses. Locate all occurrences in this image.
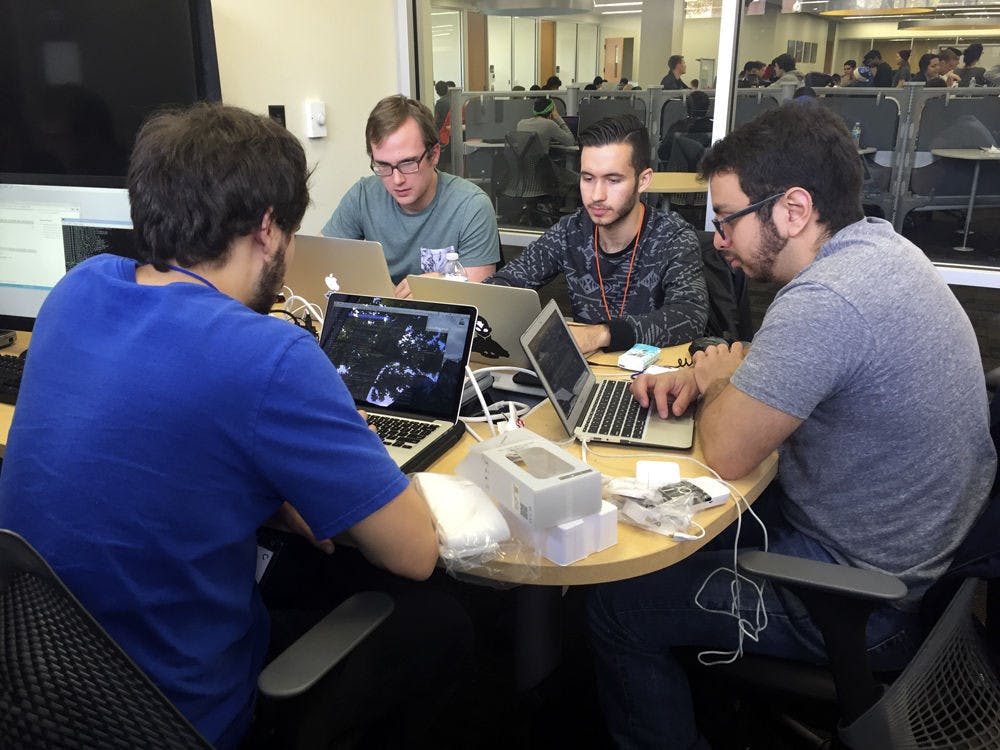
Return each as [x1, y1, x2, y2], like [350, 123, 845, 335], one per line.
[370, 148, 429, 177]
[712, 192, 784, 241]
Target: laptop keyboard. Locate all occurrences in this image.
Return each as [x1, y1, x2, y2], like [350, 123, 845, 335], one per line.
[582, 379, 649, 440]
[367, 414, 437, 449]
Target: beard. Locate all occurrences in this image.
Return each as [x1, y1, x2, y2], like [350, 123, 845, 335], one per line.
[587, 190, 639, 233]
[743, 214, 788, 283]
[248, 239, 288, 315]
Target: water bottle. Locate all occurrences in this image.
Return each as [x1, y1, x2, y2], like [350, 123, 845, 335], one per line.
[442, 251, 468, 282]
[851, 122, 862, 146]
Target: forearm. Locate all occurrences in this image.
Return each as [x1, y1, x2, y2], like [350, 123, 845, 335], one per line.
[616, 299, 708, 349]
[487, 232, 563, 289]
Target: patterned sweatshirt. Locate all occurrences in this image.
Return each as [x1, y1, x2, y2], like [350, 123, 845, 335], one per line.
[486, 207, 707, 350]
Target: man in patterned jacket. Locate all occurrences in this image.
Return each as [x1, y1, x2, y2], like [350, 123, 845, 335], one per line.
[485, 114, 707, 353]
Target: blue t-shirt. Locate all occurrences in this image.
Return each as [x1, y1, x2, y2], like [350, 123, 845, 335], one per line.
[0, 255, 409, 747]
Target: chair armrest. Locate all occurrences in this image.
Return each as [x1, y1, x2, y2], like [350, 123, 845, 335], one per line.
[258, 591, 394, 699]
[738, 550, 907, 603]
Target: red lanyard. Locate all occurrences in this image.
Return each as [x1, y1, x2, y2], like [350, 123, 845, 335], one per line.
[593, 203, 645, 320]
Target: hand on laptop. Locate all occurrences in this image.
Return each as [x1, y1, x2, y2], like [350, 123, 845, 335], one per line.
[631, 368, 698, 419]
[570, 323, 610, 356]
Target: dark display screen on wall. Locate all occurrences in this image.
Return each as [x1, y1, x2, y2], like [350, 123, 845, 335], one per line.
[0, 0, 221, 186]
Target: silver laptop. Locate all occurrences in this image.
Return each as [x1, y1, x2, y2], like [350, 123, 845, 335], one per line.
[284, 235, 395, 307]
[318, 293, 478, 473]
[520, 300, 694, 449]
[405, 276, 541, 369]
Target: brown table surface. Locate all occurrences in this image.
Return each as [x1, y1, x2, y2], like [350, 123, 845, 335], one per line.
[646, 172, 708, 194]
[0, 331, 29, 458]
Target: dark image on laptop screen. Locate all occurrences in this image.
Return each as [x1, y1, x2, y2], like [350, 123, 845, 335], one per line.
[320, 298, 470, 420]
[523, 312, 590, 419]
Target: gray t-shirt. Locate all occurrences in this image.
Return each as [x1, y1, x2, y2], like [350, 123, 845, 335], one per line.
[732, 218, 995, 608]
[516, 115, 575, 148]
[321, 171, 500, 284]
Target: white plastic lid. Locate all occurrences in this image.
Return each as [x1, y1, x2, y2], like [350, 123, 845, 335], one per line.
[446, 251, 459, 260]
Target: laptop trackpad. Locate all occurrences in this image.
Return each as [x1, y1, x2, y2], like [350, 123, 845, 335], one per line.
[644, 410, 695, 449]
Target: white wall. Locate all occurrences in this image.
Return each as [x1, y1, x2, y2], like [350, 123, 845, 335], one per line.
[211, 0, 403, 234]
[598, 16, 642, 83]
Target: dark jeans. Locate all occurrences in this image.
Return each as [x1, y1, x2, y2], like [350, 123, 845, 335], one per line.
[252, 533, 475, 749]
[587, 488, 925, 750]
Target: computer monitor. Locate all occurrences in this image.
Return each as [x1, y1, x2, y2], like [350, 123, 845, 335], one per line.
[0, 183, 132, 330]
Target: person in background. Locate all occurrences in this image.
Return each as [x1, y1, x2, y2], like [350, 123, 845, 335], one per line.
[433, 80, 450, 131]
[322, 95, 498, 298]
[771, 53, 804, 87]
[616, 77, 629, 90]
[738, 60, 765, 88]
[529, 84, 542, 91]
[864, 49, 893, 86]
[958, 43, 987, 87]
[912, 53, 945, 87]
[690, 78, 700, 90]
[593, 75, 607, 89]
[543, 75, 562, 91]
[842, 59, 858, 86]
[590, 101, 995, 750]
[660, 54, 689, 90]
[937, 47, 961, 87]
[486, 114, 707, 354]
[0, 103, 474, 749]
[893, 49, 912, 87]
[516, 96, 575, 149]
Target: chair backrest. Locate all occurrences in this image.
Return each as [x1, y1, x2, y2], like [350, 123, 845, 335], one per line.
[498, 130, 556, 199]
[0, 529, 212, 749]
[696, 230, 754, 342]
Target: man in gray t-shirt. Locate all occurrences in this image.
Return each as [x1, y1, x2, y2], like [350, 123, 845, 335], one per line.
[591, 104, 996, 749]
[322, 95, 499, 298]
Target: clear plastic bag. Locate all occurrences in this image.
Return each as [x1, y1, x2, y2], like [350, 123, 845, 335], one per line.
[412, 472, 541, 584]
[603, 476, 709, 537]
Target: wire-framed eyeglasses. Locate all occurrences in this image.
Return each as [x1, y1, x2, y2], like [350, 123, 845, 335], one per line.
[370, 148, 429, 177]
[712, 192, 785, 241]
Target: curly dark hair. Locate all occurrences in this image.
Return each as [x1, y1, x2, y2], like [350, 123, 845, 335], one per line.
[699, 104, 862, 236]
[128, 103, 310, 272]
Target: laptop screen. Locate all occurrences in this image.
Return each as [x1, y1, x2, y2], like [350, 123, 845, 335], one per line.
[319, 294, 476, 421]
[522, 303, 591, 425]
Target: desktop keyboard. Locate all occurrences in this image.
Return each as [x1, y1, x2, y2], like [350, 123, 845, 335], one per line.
[582, 379, 649, 440]
[0, 351, 26, 406]
[366, 414, 437, 449]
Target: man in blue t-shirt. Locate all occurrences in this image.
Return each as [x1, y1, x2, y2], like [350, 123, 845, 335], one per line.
[0, 104, 470, 749]
[591, 104, 996, 748]
[322, 95, 499, 298]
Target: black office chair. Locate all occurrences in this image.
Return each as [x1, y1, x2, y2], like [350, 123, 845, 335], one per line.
[691, 398, 1000, 749]
[0, 529, 393, 749]
[697, 230, 754, 343]
[492, 131, 574, 228]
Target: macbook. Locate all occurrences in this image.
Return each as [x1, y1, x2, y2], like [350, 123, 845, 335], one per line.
[520, 300, 694, 449]
[319, 293, 478, 473]
[284, 235, 395, 307]
[405, 276, 541, 370]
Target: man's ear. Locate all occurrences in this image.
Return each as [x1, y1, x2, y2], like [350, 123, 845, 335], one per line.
[428, 143, 441, 168]
[636, 167, 654, 194]
[775, 187, 813, 237]
[254, 208, 281, 257]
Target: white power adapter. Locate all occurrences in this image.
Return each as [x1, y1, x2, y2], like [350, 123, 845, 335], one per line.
[686, 476, 731, 510]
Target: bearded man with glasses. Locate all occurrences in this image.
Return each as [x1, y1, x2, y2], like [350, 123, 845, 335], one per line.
[323, 95, 499, 298]
[587, 103, 996, 749]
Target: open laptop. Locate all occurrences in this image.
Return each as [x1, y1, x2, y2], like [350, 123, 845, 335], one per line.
[405, 276, 541, 369]
[318, 293, 478, 473]
[520, 300, 694, 449]
[284, 235, 395, 307]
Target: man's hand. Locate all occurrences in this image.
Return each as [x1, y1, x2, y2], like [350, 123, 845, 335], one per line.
[394, 272, 446, 300]
[691, 341, 746, 399]
[570, 323, 611, 356]
[275, 502, 335, 555]
[631, 368, 699, 418]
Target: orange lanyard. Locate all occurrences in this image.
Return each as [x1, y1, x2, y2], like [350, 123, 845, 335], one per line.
[593, 203, 644, 320]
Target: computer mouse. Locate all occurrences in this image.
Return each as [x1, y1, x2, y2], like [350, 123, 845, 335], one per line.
[689, 336, 727, 355]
